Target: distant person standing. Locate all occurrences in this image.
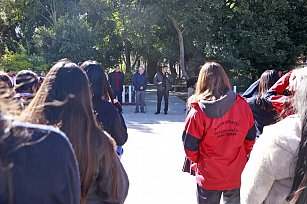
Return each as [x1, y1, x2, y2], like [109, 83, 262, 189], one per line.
[132, 65, 148, 113]
[109, 64, 124, 104]
[153, 65, 174, 115]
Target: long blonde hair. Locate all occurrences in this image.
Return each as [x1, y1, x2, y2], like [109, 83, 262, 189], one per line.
[194, 62, 231, 101]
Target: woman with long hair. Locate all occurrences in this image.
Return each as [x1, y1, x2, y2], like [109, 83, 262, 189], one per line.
[240, 68, 307, 204]
[182, 62, 256, 204]
[80, 60, 128, 154]
[0, 86, 80, 203]
[22, 60, 129, 204]
[246, 70, 279, 137]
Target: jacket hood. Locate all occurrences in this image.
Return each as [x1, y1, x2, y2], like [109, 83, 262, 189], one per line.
[198, 90, 237, 118]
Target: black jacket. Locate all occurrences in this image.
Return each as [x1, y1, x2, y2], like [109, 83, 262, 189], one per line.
[153, 72, 174, 92]
[246, 95, 278, 137]
[92, 96, 128, 146]
[0, 122, 80, 204]
[108, 71, 124, 92]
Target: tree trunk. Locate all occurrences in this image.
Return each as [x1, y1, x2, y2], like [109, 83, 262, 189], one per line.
[169, 16, 190, 80]
[124, 41, 131, 73]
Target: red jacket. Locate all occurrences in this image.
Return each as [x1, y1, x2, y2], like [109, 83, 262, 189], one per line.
[264, 71, 293, 114]
[183, 91, 256, 190]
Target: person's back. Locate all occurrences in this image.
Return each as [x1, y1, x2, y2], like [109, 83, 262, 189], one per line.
[245, 70, 279, 137]
[23, 60, 129, 204]
[187, 92, 255, 189]
[182, 62, 256, 204]
[241, 68, 307, 204]
[241, 115, 300, 204]
[247, 95, 277, 137]
[0, 122, 80, 204]
[92, 96, 128, 146]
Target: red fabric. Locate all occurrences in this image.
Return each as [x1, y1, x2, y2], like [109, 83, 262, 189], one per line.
[184, 96, 255, 190]
[268, 71, 293, 113]
[116, 72, 120, 89]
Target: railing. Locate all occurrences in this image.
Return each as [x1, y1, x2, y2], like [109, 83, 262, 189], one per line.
[122, 85, 135, 104]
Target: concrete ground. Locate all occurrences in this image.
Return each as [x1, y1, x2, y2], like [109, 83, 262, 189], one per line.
[120, 90, 197, 204]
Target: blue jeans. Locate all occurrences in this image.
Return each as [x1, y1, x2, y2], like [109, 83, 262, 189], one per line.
[135, 91, 146, 111]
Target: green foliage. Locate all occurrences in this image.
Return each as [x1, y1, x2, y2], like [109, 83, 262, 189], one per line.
[1, 0, 307, 83]
[33, 15, 97, 63]
[0, 51, 49, 72]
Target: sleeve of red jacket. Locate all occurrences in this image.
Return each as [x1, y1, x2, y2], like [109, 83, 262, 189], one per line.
[182, 108, 205, 163]
[264, 71, 293, 113]
[244, 101, 256, 157]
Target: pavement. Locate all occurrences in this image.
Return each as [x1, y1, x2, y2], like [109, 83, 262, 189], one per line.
[120, 89, 197, 204]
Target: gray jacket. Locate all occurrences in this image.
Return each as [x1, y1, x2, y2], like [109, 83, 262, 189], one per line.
[153, 72, 174, 92]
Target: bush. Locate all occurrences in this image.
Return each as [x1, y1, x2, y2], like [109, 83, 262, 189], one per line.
[0, 52, 49, 73]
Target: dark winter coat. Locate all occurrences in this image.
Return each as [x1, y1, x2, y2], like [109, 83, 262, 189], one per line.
[0, 122, 80, 204]
[153, 72, 174, 92]
[108, 71, 124, 92]
[132, 72, 148, 91]
[246, 95, 278, 137]
[92, 96, 128, 146]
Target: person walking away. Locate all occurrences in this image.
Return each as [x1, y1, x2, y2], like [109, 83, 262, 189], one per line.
[81, 60, 128, 157]
[182, 62, 256, 204]
[0, 91, 80, 204]
[245, 70, 279, 137]
[240, 67, 307, 204]
[108, 64, 124, 105]
[22, 60, 129, 204]
[153, 65, 174, 115]
[132, 65, 148, 113]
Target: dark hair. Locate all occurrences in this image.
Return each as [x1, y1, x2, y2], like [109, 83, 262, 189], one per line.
[256, 70, 279, 111]
[287, 76, 307, 203]
[22, 60, 119, 203]
[0, 71, 13, 88]
[194, 62, 231, 101]
[81, 60, 115, 101]
[15, 70, 39, 93]
[80, 61, 105, 98]
[258, 70, 279, 99]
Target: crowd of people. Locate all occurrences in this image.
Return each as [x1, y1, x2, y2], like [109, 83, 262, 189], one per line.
[0, 60, 129, 204]
[182, 62, 307, 204]
[1, 58, 307, 204]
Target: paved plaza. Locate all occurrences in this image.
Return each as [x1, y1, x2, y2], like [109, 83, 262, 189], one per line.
[121, 90, 197, 204]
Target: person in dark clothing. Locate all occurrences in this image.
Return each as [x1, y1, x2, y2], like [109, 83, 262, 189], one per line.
[0, 100, 80, 204]
[245, 70, 279, 137]
[132, 65, 148, 113]
[108, 65, 124, 104]
[81, 61, 128, 155]
[242, 79, 260, 98]
[153, 65, 174, 115]
[22, 60, 129, 204]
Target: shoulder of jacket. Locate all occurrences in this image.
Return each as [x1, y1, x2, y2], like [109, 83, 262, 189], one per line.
[261, 115, 301, 153]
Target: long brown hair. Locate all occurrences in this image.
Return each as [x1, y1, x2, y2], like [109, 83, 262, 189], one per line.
[258, 70, 279, 99]
[194, 62, 231, 101]
[21, 60, 119, 203]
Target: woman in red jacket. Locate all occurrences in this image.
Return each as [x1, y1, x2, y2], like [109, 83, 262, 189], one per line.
[182, 62, 256, 204]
